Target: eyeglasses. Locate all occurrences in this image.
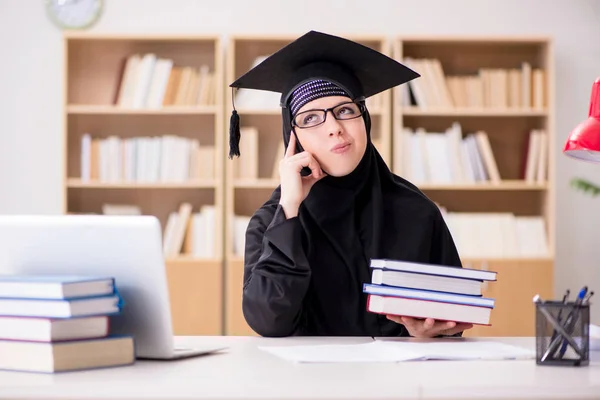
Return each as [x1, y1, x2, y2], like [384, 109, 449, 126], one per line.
[292, 101, 365, 129]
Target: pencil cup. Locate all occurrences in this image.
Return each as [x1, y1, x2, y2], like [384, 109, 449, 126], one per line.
[535, 301, 590, 366]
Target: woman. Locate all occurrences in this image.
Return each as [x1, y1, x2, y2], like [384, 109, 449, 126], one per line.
[229, 31, 472, 338]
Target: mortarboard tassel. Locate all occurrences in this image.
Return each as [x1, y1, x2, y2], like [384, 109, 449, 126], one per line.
[229, 87, 241, 159]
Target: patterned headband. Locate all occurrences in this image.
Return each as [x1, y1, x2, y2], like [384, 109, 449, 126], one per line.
[289, 79, 350, 115]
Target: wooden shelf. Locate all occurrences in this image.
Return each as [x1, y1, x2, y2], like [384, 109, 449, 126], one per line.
[227, 255, 553, 264]
[64, 35, 225, 336]
[67, 105, 218, 115]
[234, 178, 279, 189]
[393, 36, 555, 338]
[401, 107, 547, 117]
[418, 181, 548, 191]
[67, 178, 217, 189]
[166, 255, 222, 264]
[230, 179, 547, 191]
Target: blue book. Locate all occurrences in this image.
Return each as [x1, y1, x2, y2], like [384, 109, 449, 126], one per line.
[0, 294, 121, 318]
[363, 283, 495, 308]
[0, 274, 115, 300]
[364, 284, 495, 325]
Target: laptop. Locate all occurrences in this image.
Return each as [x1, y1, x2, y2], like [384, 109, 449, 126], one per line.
[0, 214, 227, 360]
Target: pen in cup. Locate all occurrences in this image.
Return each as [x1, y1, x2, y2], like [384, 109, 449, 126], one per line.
[557, 286, 588, 358]
[550, 290, 570, 344]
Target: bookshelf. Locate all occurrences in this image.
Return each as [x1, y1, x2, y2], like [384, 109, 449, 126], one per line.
[393, 36, 555, 337]
[61, 33, 556, 339]
[63, 34, 225, 335]
[224, 34, 392, 335]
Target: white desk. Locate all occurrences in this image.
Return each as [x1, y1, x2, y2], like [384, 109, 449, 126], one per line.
[0, 336, 598, 400]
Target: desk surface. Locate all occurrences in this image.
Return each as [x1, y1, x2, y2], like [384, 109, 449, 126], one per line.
[0, 336, 598, 400]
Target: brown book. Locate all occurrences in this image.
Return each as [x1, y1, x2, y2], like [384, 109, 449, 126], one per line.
[0, 335, 134, 373]
[162, 67, 182, 106]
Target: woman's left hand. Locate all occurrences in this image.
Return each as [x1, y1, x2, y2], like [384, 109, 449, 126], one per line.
[386, 315, 473, 338]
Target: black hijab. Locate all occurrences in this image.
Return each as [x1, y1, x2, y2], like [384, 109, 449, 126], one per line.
[270, 99, 462, 336]
[232, 31, 461, 337]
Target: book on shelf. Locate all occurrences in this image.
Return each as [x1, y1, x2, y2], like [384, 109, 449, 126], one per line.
[80, 133, 215, 183]
[401, 58, 545, 110]
[394, 122, 547, 185]
[115, 53, 216, 108]
[232, 214, 252, 258]
[0, 274, 134, 373]
[364, 259, 497, 325]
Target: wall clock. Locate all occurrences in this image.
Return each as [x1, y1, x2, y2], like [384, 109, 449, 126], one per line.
[46, 0, 103, 30]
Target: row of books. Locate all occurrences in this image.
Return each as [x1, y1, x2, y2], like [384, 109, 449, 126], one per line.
[0, 275, 133, 373]
[401, 58, 545, 110]
[102, 205, 547, 260]
[393, 123, 548, 184]
[439, 211, 549, 259]
[115, 53, 216, 108]
[364, 258, 497, 326]
[80, 133, 215, 183]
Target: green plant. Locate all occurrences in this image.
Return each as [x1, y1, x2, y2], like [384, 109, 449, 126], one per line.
[571, 178, 600, 197]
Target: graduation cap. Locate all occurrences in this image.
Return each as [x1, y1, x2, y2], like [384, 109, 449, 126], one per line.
[228, 30, 420, 158]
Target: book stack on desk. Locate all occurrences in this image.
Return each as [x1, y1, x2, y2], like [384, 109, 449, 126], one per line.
[0, 275, 135, 373]
[363, 259, 497, 325]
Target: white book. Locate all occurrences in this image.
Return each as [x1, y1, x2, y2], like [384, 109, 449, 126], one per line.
[536, 130, 548, 183]
[191, 212, 205, 257]
[234, 215, 251, 258]
[80, 133, 91, 182]
[424, 133, 453, 184]
[525, 130, 541, 183]
[117, 54, 141, 107]
[200, 205, 216, 258]
[145, 58, 173, 108]
[0, 295, 120, 318]
[131, 53, 157, 109]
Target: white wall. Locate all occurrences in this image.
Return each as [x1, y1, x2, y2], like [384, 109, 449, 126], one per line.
[1, 0, 599, 321]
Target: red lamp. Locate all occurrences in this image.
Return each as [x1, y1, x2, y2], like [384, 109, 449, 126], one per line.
[563, 77, 600, 163]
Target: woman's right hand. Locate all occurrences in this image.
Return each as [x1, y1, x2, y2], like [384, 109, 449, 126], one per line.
[278, 133, 326, 218]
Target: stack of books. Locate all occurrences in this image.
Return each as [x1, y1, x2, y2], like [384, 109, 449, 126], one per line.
[0, 275, 135, 373]
[363, 259, 497, 325]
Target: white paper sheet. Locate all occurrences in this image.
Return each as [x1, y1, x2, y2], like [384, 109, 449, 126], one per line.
[259, 340, 535, 363]
[375, 340, 535, 361]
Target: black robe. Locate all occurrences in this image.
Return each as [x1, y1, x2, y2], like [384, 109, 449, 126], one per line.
[241, 111, 462, 338]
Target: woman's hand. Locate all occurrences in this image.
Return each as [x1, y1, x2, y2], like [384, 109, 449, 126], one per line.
[387, 315, 473, 338]
[279, 133, 326, 218]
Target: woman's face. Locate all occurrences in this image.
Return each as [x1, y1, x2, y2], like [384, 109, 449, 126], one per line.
[292, 96, 368, 177]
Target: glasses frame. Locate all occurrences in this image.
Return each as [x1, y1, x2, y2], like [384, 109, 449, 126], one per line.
[291, 101, 366, 129]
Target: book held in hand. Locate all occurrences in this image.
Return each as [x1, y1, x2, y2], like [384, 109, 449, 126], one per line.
[364, 258, 497, 325]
